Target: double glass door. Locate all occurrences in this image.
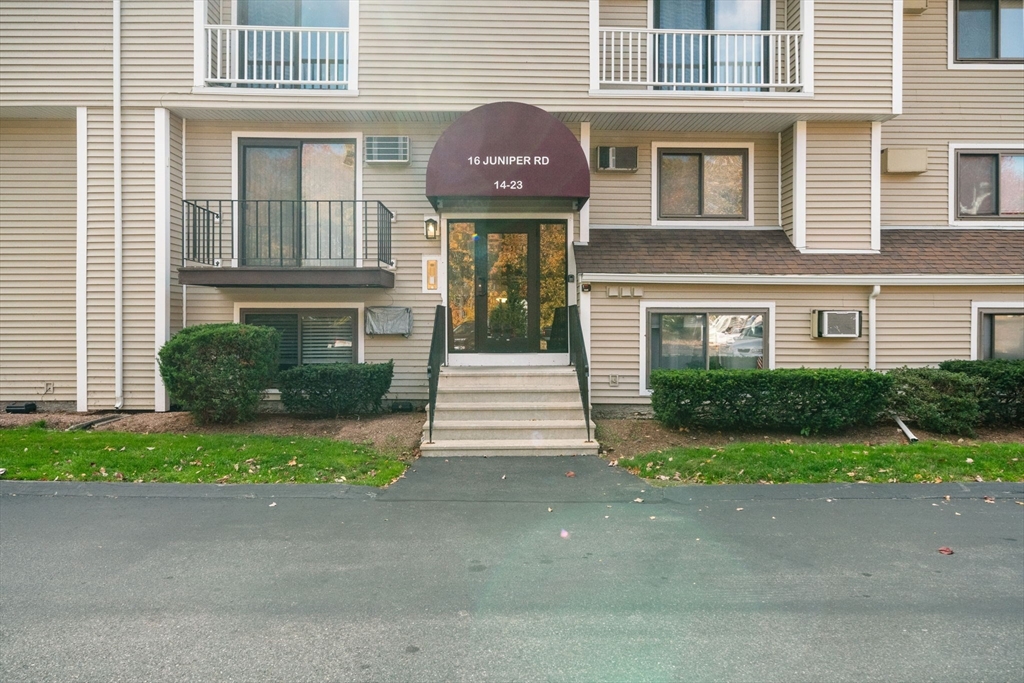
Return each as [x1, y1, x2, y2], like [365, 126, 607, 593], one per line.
[448, 220, 567, 354]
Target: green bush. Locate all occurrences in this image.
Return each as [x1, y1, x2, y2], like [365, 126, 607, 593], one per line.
[887, 367, 986, 437]
[158, 323, 279, 425]
[938, 359, 1024, 426]
[278, 361, 394, 417]
[650, 368, 893, 435]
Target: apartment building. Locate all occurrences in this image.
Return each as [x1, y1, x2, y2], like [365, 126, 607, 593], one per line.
[1, 1, 1021, 454]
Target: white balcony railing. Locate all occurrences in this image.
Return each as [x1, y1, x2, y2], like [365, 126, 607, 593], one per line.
[598, 29, 803, 92]
[204, 25, 350, 89]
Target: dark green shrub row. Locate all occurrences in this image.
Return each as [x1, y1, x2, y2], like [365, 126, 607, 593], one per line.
[278, 361, 394, 417]
[158, 323, 279, 424]
[650, 368, 893, 435]
[887, 367, 986, 437]
[938, 359, 1024, 426]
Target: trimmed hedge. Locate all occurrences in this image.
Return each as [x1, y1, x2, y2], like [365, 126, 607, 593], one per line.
[938, 359, 1024, 426]
[278, 361, 394, 417]
[158, 323, 279, 424]
[650, 368, 893, 435]
[887, 367, 986, 437]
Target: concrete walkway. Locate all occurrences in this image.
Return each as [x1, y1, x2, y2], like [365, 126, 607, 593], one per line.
[1, 457, 1022, 682]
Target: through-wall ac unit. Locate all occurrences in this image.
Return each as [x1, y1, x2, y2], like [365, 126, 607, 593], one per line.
[596, 146, 638, 172]
[365, 136, 410, 164]
[812, 310, 862, 338]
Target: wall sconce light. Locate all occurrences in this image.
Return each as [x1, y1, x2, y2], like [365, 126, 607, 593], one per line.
[424, 217, 439, 240]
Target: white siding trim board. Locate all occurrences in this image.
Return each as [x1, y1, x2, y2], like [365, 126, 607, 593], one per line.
[947, 142, 1024, 228]
[793, 121, 807, 249]
[76, 107, 89, 412]
[639, 299, 778, 395]
[580, 121, 591, 244]
[155, 108, 171, 412]
[871, 121, 881, 250]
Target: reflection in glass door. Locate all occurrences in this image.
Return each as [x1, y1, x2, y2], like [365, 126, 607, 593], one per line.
[447, 220, 566, 354]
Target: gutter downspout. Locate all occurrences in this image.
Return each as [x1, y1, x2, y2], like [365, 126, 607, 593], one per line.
[113, 0, 124, 409]
[868, 285, 881, 370]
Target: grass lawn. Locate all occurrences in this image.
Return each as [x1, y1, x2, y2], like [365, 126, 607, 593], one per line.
[617, 441, 1024, 485]
[0, 425, 407, 486]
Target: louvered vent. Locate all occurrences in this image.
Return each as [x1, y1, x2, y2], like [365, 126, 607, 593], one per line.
[301, 314, 355, 364]
[365, 136, 410, 164]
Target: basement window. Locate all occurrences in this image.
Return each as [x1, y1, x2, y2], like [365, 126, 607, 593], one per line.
[243, 309, 358, 371]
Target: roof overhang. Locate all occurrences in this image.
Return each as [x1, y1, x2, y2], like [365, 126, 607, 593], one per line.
[425, 101, 590, 210]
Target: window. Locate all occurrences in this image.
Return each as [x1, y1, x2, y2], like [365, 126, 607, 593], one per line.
[956, 151, 1024, 219]
[243, 309, 358, 371]
[956, 0, 1024, 62]
[648, 310, 766, 376]
[658, 148, 749, 220]
[238, 0, 349, 28]
[980, 311, 1024, 360]
[239, 138, 357, 266]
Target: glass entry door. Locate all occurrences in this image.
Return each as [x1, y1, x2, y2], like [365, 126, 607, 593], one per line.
[448, 220, 567, 354]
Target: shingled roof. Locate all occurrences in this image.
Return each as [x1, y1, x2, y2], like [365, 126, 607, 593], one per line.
[574, 229, 1024, 276]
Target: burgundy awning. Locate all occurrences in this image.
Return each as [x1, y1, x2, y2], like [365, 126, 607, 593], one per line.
[425, 102, 590, 210]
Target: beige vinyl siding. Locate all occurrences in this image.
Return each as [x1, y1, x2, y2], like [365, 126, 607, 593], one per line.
[0, 1, 113, 107]
[121, 108, 158, 409]
[0, 119, 78, 403]
[589, 283, 876, 404]
[589, 131, 780, 226]
[881, 0, 1024, 226]
[813, 1, 892, 110]
[170, 114, 184, 334]
[121, 0, 194, 104]
[87, 108, 116, 409]
[875, 286, 1024, 369]
[780, 125, 794, 240]
[600, 0, 646, 28]
[804, 122, 873, 250]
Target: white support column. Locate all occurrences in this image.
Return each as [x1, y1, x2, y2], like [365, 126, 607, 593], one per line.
[579, 121, 591, 245]
[871, 121, 881, 251]
[793, 121, 807, 250]
[893, 0, 903, 115]
[589, 0, 600, 91]
[802, 0, 814, 95]
[868, 285, 881, 370]
[154, 108, 171, 412]
[76, 107, 89, 412]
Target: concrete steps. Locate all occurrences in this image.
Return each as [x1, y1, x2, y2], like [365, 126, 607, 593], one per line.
[421, 366, 598, 457]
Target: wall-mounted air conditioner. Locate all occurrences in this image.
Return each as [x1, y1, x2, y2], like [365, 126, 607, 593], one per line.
[365, 136, 410, 164]
[596, 146, 638, 172]
[812, 310, 862, 338]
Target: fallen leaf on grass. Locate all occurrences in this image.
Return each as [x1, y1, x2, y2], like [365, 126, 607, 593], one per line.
[287, 459, 297, 467]
[146, 447, 155, 451]
[975, 476, 984, 482]
[937, 547, 954, 555]
[113, 472, 124, 481]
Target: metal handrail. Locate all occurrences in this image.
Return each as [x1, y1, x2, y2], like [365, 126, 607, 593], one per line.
[182, 199, 393, 268]
[568, 304, 593, 443]
[426, 304, 446, 443]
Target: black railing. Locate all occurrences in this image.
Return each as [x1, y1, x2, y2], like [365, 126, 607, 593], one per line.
[182, 199, 393, 268]
[426, 304, 447, 443]
[568, 304, 592, 443]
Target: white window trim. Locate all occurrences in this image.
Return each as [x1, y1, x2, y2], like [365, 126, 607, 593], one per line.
[231, 130, 364, 266]
[947, 0, 1024, 70]
[639, 300, 776, 396]
[651, 141, 756, 227]
[192, 0, 360, 94]
[947, 142, 1024, 227]
[234, 301, 366, 365]
[971, 301, 1024, 360]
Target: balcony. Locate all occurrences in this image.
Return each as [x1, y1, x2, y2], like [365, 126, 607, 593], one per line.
[202, 25, 351, 89]
[595, 28, 804, 93]
[179, 199, 395, 288]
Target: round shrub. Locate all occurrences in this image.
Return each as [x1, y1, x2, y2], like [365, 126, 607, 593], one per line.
[887, 367, 986, 437]
[158, 323, 279, 424]
[278, 361, 394, 417]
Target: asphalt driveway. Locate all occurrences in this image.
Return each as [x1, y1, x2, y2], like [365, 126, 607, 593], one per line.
[1, 456, 1022, 682]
